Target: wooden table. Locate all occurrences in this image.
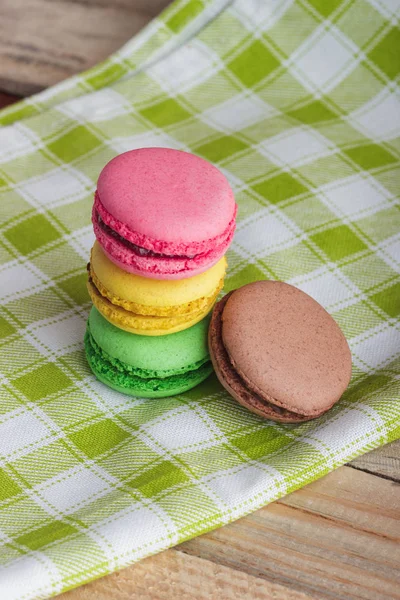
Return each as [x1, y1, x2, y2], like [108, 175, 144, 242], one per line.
[1, 2, 399, 598]
[59, 448, 400, 600]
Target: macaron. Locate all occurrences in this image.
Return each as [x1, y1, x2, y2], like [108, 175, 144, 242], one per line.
[92, 148, 237, 279]
[85, 307, 213, 397]
[209, 281, 352, 423]
[87, 241, 226, 336]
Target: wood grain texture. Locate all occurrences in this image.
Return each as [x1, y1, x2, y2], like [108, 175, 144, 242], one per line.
[0, 0, 171, 95]
[59, 459, 400, 600]
[59, 551, 315, 600]
[350, 439, 400, 482]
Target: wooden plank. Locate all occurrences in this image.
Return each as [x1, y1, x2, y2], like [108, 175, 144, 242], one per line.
[350, 439, 400, 482]
[0, 0, 171, 96]
[60, 550, 315, 600]
[59, 466, 400, 600]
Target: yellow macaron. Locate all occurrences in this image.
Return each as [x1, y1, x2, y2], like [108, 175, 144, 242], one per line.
[87, 241, 227, 335]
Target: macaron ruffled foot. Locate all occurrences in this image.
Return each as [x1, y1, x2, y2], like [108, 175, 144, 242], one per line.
[87, 241, 226, 335]
[85, 307, 213, 398]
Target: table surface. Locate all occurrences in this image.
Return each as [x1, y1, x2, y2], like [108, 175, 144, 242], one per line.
[1, 1, 399, 599]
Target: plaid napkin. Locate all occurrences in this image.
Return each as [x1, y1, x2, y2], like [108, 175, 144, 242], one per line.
[1, 1, 399, 598]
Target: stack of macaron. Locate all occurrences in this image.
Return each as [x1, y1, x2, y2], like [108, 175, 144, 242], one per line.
[84, 147, 237, 398]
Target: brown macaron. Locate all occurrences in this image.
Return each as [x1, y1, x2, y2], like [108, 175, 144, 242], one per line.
[209, 281, 352, 423]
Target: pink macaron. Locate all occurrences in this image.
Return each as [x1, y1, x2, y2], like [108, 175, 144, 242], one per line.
[92, 148, 237, 279]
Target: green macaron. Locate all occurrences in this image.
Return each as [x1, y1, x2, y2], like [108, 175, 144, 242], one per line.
[85, 307, 213, 398]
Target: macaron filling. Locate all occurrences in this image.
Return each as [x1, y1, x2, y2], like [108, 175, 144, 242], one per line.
[87, 262, 223, 318]
[85, 325, 212, 394]
[93, 192, 237, 261]
[96, 213, 197, 260]
[210, 293, 310, 422]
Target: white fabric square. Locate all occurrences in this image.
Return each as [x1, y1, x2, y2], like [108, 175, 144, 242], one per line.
[233, 0, 294, 30]
[96, 505, 176, 557]
[0, 125, 39, 161]
[353, 325, 400, 370]
[39, 467, 111, 512]
[218, 167, 244, 192]
[18, 167, 90, 208]
[147, 410, 215, 451]
[68, 226, 95, 259]
[234, 212, 298, 255]
[296, 270, 355, 310]
[0, 556, 58, 600]
[291, 28, 354, 91]
[27, 314, 87, 355]
[368, 0, 400, 17]
[381, 238, 400, 268]
[83, 376, 133, 413]
[60, 89, 128, 121]
[261, 128, 332, 166]
[311, 408, 384, 464]
[148, 41, 219, 92]
[320, 175, 389, 218]
[202, 95, 276, 132]
[0, 263, 41, 301]
[92, 383, 142, 415]
[205, 465, 286, 509]
[350, 89, 400, 140]
[109, 131, 180, 154]
[0, 411, 50, 457]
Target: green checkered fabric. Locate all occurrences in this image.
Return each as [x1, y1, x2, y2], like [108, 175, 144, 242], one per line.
[1, 0, 399, 598]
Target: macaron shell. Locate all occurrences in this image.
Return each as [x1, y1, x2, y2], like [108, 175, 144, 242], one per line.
[221, 281, 352, 417]
[85, 329, 212, 398]
[90, 241, 226, 315]
[88, 279, 218, 336]
[96, 148, 236, 248]
[93, 212, 234, 280]
[88, 307, 210, 373]
[209, 293, 310, 423]
[85, 361, 213, 399]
